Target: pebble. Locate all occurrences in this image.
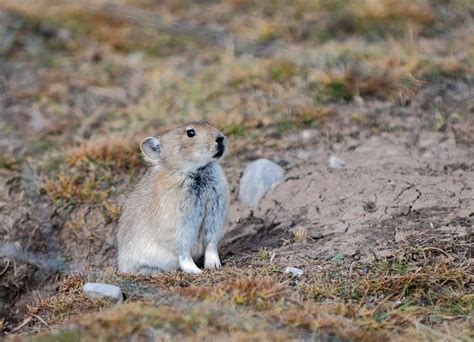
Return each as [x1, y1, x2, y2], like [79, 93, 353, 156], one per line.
[310, 229, 323, 239]
[28, 105, 51, 132]
[239, 159, 285, 208]
[328, 155, 346, 170]
[83, 283, 124, 303]
[353, 95, 365, 106]
[300, 130, 313, 140]
[284, 267, 304, 277]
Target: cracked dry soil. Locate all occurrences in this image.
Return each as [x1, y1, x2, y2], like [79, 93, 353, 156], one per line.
[224, 131, 473, 268]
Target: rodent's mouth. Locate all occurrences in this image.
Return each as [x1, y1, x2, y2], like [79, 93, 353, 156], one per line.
[213, 145, 225, 159]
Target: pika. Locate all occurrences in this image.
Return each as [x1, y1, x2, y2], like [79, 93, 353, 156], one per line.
[117, 121, 229, 275]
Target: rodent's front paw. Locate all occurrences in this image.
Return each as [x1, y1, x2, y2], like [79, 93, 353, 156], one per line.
[179, 255, 203, 275]
[204, 251, 222, 270]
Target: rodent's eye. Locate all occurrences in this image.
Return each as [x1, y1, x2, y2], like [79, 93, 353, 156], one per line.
[186, 128, 196, 138]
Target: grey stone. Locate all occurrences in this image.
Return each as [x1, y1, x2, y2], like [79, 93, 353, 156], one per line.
[353, 95, 365, 106]
[28, 105, 51, 132]
[283, 267, 304, 277]
[328, 155, 346, 170]
[310, 229, 323, 239]
[239, 159, 285, 208]
[83, 283, 123, 303]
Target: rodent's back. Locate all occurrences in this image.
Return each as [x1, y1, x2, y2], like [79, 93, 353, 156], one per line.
[117, 169, 155, 251]
[118, 167, 182, 245]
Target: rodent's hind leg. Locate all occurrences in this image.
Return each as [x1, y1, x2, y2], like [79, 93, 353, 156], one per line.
[120, 244, 179, 275]
[137, 265, 164, 276]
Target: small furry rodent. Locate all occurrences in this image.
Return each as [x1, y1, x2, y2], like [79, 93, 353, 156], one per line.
[117, 121, 229, 275]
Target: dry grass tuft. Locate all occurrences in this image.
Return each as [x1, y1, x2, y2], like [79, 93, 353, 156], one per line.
[302, 247, 473, 330]
[267, 59, 299, 81]
[277, 303, 389, 341]
[291, 0, 435, 42]
[43, 172, 109, 205]
[13, 246, 472, 340]
[292, 226, 309, 241]
[26, 301, 304, 341]
[145, 247, 472, 340]
[25, 275, 112, 330]
[66, 136, 140, 170]
[148, 272, 198, 288]
[148, 267, 284, 309]
[346, 0, 435, 35]
[176, 275, 282, 308]
[225, 0, 435, 42]
[322, 60, 419, 101]
[42, 136, 140, 207]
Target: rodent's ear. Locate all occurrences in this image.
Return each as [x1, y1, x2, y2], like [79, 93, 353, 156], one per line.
[140, 137, 161, 163]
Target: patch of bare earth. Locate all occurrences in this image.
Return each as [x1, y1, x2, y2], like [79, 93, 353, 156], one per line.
[225, 131, 473, 265]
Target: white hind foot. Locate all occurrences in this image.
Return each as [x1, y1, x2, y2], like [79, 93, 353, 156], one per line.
[204, 243, 221, 270]
[179, 255, 202, 274]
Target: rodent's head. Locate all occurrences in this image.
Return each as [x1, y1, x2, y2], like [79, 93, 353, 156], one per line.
[140, 121, 227, 172]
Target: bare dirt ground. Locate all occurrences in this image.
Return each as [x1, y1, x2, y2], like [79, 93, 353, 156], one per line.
[0, 1, 473, 340]
[226, 131, 473, 265]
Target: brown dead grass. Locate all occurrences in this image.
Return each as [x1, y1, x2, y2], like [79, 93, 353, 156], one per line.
[222, 0, 436, 43]
[43, 136, 140, 206]
[23, 275, 112, 332]
[302, 248, 473, 316]
[277, 303, 389, 341]
[143, 247, 473, 341]
[24, 301, 303, 341]
[66, 136, 140, 170]
[43, 172, 109, 204]
[149, 266, 285, 308]
[175, 275, 282, 309]
[322, 58, 420, 101]
[8, 246, 472, 340]
[343, 0, 435, 33]
[2, 0, 181, 54]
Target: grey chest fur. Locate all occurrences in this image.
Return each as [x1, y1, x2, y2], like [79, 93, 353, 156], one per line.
[181, 163, 220, 224]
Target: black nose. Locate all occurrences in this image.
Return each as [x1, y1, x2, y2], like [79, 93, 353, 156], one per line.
[216, 136, 224, 144]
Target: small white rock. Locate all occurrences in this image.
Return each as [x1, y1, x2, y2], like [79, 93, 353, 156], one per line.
[328, 155, 346, 170]
[301, 130, 313, 140]
[353, 95, 364, 106]
[127, 51, 145, 66]
[239, 159, 285, 208]
[57, 28, 72, 41]
[83, 283, 123, 303]
[284, 267, 304, 277]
